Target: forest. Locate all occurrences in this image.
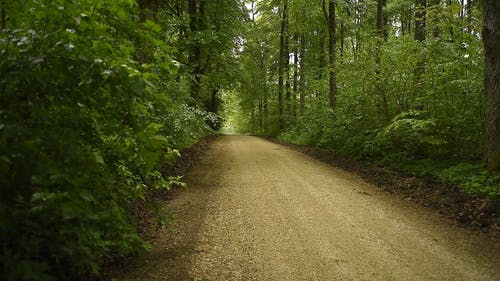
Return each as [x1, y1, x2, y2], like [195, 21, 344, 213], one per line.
[0, 0, 499, 280]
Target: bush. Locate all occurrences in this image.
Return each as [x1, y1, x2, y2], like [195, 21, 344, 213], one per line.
[437, 164, 500, 198]
[373, 110, 447, 159]
[0, 1, 212, 280]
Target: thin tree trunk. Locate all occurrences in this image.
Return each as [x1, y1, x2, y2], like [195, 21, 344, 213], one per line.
[447, 0, 454, 41]
[299, 33, 306, 115]
[261, 45, 269, 131]
[466, 0, 474, 33]
[1, 1, 5, 30]
[376, 0, 390, 122]
[188, 0, 205, 104]
[414, 0, 426, 108]
[138, 0, 159, 21]
[285, 26, 291, 118]
[354, 0, 362, 58]
[198, 0, 205, 30]
[408, 8, 413, 37]
[401, 13, 405, 36]
[415, 0, 426, 42]
[278, 0, 288, 128]
[377, 0, 387, 40]
[259, 96, 263, 131]
[431, 0, 440, 38]
[318, 29, 326, 80]
[340, 21, 345, 59]
[323, 0, 337, 111]
[264, 89, 268, 131]
[293, 35, 298, 118]
[483, 0, 500, 170]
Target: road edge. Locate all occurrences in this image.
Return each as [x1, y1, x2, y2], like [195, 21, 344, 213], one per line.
[263, 137, 500, 241]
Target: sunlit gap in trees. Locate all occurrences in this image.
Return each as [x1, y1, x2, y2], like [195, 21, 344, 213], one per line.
[220, 90, 240, 135]
[246, 1, 261, 21]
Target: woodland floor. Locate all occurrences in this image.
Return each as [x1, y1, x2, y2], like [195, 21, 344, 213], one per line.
[109, 135, 500, 281]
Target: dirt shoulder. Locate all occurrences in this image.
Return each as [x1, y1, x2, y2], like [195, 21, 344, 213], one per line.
[265, 137, 500, 241]
[133, 135, 220, 239]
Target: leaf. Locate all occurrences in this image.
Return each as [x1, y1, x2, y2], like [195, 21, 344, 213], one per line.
[93, 151, 104, 165]
[130, 78, 146, 94]
[165, 148, 181, 166]
[143, 20, 162, 33]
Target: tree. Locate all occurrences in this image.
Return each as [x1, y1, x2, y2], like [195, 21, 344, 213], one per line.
[483, 0, 500, 171]
[299, 31, 306, 114]
[1, 0, 5, 29]
[236, 0, 496, 195]
[0, 1, 244, 279]
[278, 0, 289, 128]
[414, 0, 427, 105]
[323, 0, 337, 111]
[414, 0, 427, 42]
[188, 0, 205, 103]
[376, 0, 389, 122]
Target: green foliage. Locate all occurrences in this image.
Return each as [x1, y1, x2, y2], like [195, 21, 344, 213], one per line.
[373, 110, 447, 159]
[0, 1, 214, 280]
[237, 0, 495, 198]
[436, 164, 500, 198]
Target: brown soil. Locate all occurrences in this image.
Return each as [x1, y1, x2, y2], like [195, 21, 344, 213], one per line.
[109, 135, 500, 281]
[129, 135, 219, 240]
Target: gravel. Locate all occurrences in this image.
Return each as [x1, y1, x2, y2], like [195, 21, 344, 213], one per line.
[112, 135, 500, 281]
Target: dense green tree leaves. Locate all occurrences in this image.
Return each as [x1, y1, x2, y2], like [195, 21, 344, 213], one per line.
[0, 0, 232, 279]
[235, 0, 498, 197]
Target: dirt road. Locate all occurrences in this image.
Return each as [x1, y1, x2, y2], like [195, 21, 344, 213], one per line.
[114, 135, 500, 281]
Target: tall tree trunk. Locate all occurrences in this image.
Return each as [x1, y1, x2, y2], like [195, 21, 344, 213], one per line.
[293, 35, 299, 118]
[264, 88, 269, 131]
[278, 0, 289, 128]
[431, 0, 440, 39]
[376, 0, 390, 122]
[377, 0, 387, 40]
[207, 62, 220, 116]
[323, 0, 337, 111]
[260, 44, 269, 131]
[138, 0, 159, 21]
[176, 1, 186, 41]
[285, 25, 291, 119]
[354, 0, 362, 58]
[401, 13, 405, 36]
[299, 33, 306, 115]
[447, 0, 454, 41]
[406, 7, 413, 37]
[209, 88, 218, 113]
[259, 96, 263, 131]
[483, 0, 500, 171]
[188, 0, 204, 104]
[137, 0, 160, 62]
[1, 1, 5, 30]
[414, 0, 426, 108]
[465, 0, 474, 34]
[318, 29, 326, 80]
[415, 0, 426, 42]
[340, 20, 345, 59]
[198, 0, 205, 30]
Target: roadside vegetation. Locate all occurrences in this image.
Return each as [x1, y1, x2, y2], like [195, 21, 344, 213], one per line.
[233, 0, 500, 198]
[1, 0, 499, 280]
[0, 1, 242, 280]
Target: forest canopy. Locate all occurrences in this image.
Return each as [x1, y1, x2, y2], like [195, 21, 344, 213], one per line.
[234, 0, 499, 196]
[0, 0, 243, 280]
[0, 0, 499, 280]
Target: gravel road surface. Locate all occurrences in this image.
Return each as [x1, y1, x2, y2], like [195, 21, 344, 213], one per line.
[114, 135, 500, 281]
